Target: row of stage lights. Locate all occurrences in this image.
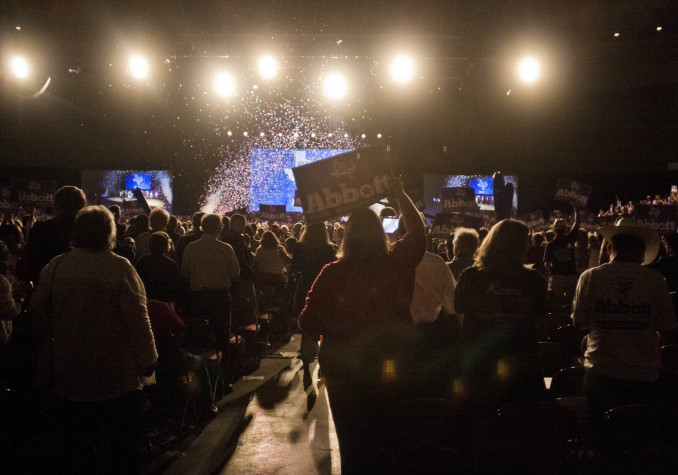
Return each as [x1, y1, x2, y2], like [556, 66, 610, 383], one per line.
[6, 53, 542, 101]
[226, 130, 383, 139]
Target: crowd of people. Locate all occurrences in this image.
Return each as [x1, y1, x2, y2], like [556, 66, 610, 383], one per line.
[598, 190, 678, 217]
[2, 180, 678, 473]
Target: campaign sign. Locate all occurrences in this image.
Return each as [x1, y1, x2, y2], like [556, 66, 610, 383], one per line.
[292, 146, 392, 223]
[430, 213, 484, 238]
[259, 204, 287, 221]
[0, 186, 18, 214]
[633, 204, 678, 234]
[580, 210, 602, 232]
[554, 179, 592, 208]
[11, 179, 56, 209]
[441, 187, 479, 214]
[520, 210, 547, 231]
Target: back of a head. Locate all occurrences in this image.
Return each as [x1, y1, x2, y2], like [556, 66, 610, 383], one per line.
[474, 219, 530, 272]
[108, 205, 121, 221]
[453, 227, 480, 258]
[230, 213, 246, 232]
[260, 230, 279, 249]
[54, 186, 86, 217]
[149, 207, 170, 231]
[192, 211, 206, 231]
[379, 206, 397, 219]
[532, 232, 545, 247]
[149, 231, 170, 256]
[339, 207, 388, 263]
[300, 221, 330, 247]
[72, 205, 116, 251]
[610, 233, 645, 262]
[136, 214, 150, 230]
[201, 213, 223, 235]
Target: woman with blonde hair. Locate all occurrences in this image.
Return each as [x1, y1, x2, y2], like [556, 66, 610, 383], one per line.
[454, 219, 546, 409]
[299, 179, 426, 473]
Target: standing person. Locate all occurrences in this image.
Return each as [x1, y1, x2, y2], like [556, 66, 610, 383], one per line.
[299, 178, 426, 473]
[290, 222, 337, 389]
[174, 211, 204, 266]
[454, 219, 547, 410]
[181, 214, 240, 359]
[108, 205, 127, 245]
[25, 186, 86, 284]
[544, 207, 580, 309]
[30, 206, 157, 473]
[135, 231, 180, 304]
[222, 214, 258, 329]
[134, 207, 171, 260]
[572, 218, 677, 416]
[448, 227, 480, 280]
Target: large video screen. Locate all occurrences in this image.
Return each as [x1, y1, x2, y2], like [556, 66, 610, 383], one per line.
[249, 148, 352, 212]
[125, 172, 152, 191]
[81, 170, 173, 217]
[424, 174, 519, 215]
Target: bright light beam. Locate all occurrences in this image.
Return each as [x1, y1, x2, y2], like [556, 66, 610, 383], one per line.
[11, 57, 29, 79]
[518, 57, 540, 83]
[390, 55, 415, 83]
[258, 56, 278, 79]
[323, 73, 348, 100]
[129, 55, 149, 79]
[214, 72, 236, 97]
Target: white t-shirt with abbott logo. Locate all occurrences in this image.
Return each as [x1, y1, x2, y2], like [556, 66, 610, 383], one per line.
[572, 260, 678, 382]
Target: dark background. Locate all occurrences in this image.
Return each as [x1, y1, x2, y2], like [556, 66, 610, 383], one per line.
[2, 0, 678, 215]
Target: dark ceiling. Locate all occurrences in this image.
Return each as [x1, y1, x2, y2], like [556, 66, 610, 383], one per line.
[2, 1, 678, 211]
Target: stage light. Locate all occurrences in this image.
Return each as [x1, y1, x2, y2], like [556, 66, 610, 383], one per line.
[390, 55, 415, 83]
[258, 56, 278, 79]
[129, 55, 149, 79]
[311, 133, 316, 138]
[227, 130, 232, 136]
[11, 57, 29, 79]
[614, 32, 620, 37]
[361, 134, 366, 139]
[657, 26, 663, 32]
[518, 57, 540, 83]
[259, 132, 265, 137]
[344, 133, 348, 138]
[243, 131, 248, 137]
[323, 73, 348, 100]
[377, 133, 382, 139]
[214, 72, 236, 97]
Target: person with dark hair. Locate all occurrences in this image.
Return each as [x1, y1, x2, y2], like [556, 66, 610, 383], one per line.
[544, 207, 581, 308]
[166, 215, 181, 245]
[135, 231, 180, 303]
[222, 213, 258, 329]
[299, 178, 426, 473]
[30, 205, 157, 473]
[175, 211, 205, 266]
[253, 230, 291, 282]
[572, 218, 677, 416]
[181, 214, 240, 358]
[649, 232, 678, 292]
[290, 221, 337, 389]
[124, 213, 149, 240]
[24, 185, 86, 284]
[108, 205, 127, 244]
[454, 219, 547, 409]
[135, 208, 171, 260]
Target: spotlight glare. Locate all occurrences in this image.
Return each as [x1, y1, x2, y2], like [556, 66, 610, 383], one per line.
[259, 132, 265, 137]
[614, 32, 620, 37]
[657, 26, 663, 32]
[227, 130, 232, 136]
[377, 133, 382, 138]
[323, 73, 348, 100]
[390, 55, 415, 83]
[518, 57, 540, 83]
[258, 56, 278, 79]
[361, 134, 366, 139]
[129, 55, 149, 79]
[243, 131, 248, 137]
[214, 72, 236, 97]
[11, 57, 29, 79]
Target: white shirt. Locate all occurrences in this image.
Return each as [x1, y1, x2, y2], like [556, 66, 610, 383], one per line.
[572, 260, 677, 382]
[410, 251, 456, 324]
[181, 236, 240, 291]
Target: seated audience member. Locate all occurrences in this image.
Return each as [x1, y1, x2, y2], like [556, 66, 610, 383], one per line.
[181, 214, 240, 357]
[572, 218, 677, 416]
[455, 219, 547, 410]
[30, 205, 157, 474]
[449, 227, 479, 280]
[525, 232, 546, 274]
[649, 232, 678, 292]
[135, 208, 171, 260]
[544, 208, 580, 307]
[299, 179, 426, 474]
[135, 231, 180, 303]
[25, 185, 86, 284]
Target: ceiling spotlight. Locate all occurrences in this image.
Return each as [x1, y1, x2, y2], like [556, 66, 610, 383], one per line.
[361, 134, 366, 139]
[614, 32, 620, 37]
[377, 133, 382, 139]
[11, 56, 29, 79]
[227, 130, 232, 136]
[657, 26, 663, 32]
[344, 133, 349, 138]
[258, 56, 278, 79]
[259, 132, 265, 137]
[243, 131, 248, 137]
[323, 73, 348, 100]
[518, 57, 540, 83]
[390, 55, 415, 83]
[129, 55, 149, 79]
[311, 133, 316, 138]
[214, 72, 236, 97]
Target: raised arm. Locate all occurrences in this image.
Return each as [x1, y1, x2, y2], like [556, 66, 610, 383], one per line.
[391, 178, 424, 236]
